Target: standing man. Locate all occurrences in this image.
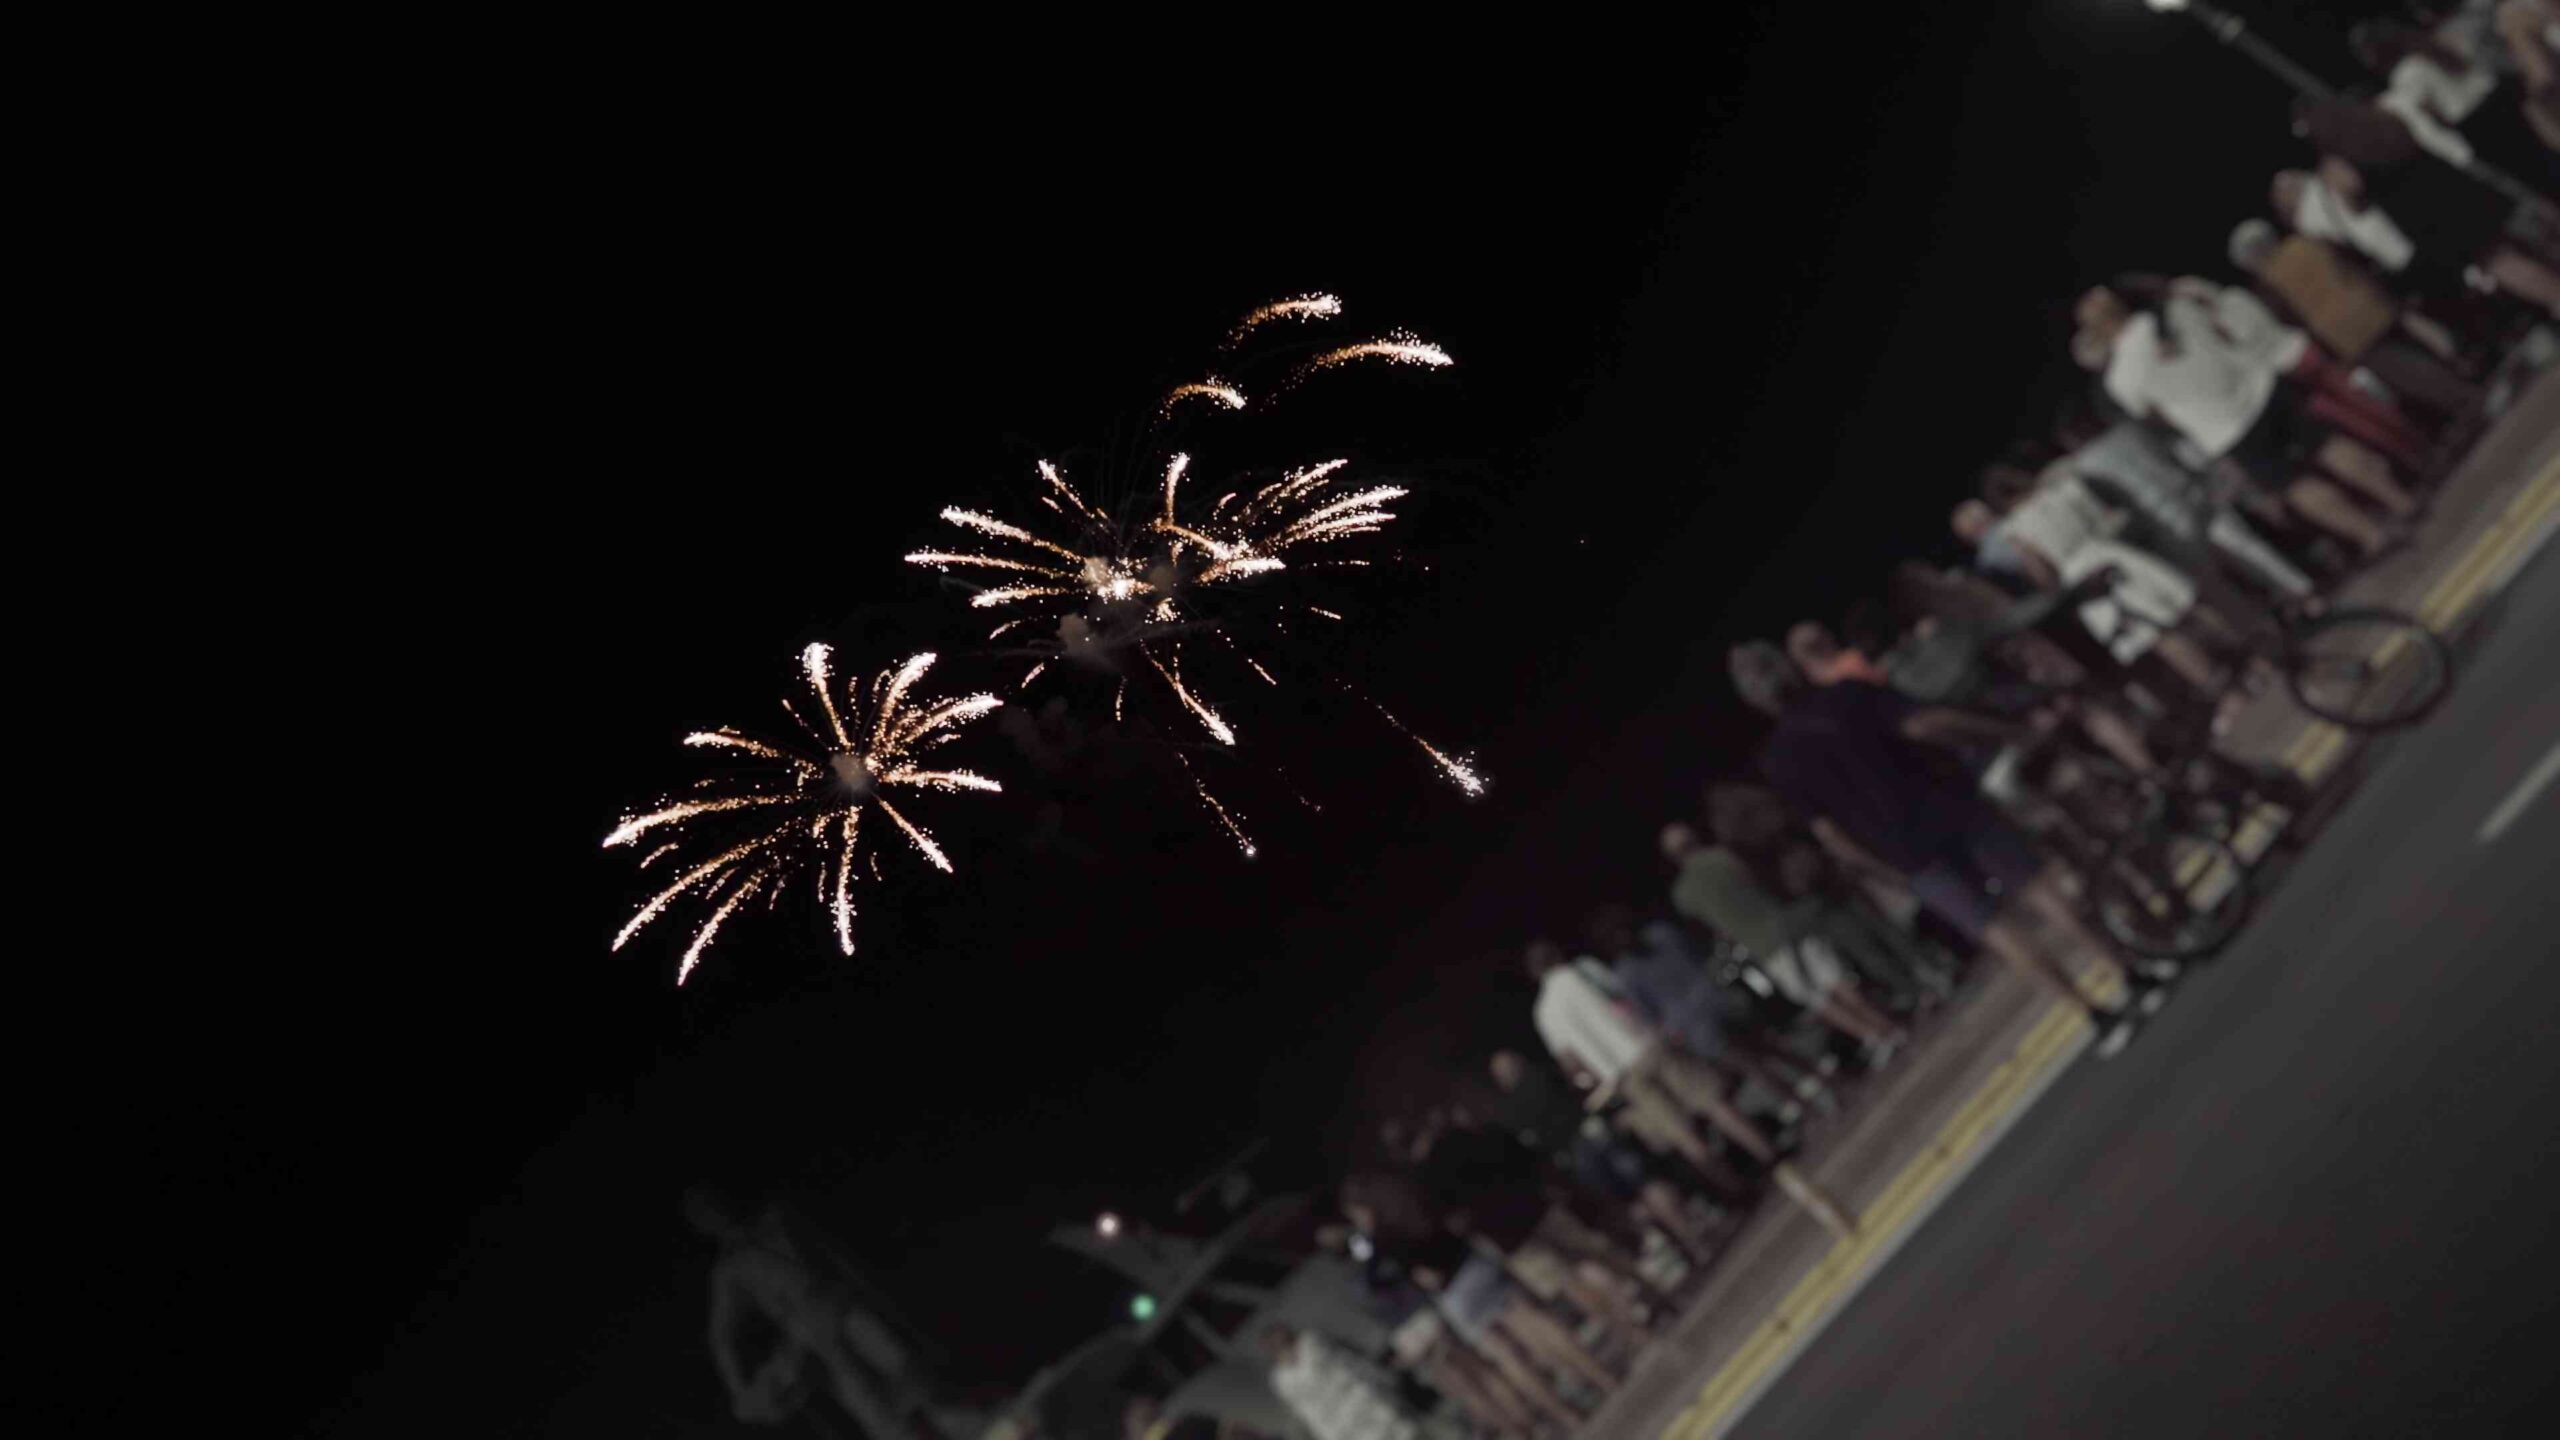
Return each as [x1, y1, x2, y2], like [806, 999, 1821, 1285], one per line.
[1524, 939, 1856, 1236]
[1728, 643, 2168, 1059]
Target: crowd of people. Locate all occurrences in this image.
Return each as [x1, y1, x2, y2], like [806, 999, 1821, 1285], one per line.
[1191, 20, 2560, 1440]
[691, 10, 2560, 1435]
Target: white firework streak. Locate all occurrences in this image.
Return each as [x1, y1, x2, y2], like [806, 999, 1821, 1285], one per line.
[1292, 332, 1453, 381]
[870, 652, 937, 748]
[1226, 292, 1343, 346]
[1019, 660, 1047, 690]
[677, 866, 770, 985]
[971, 584, 1080, 609]
[802, 643, 854, 749]
[1163, 379, 1246, 413]
[604, 792, 797, 848]
[613, 830, 787, 951]
[938, 507, 1088, 563]
[881, 768, 1004, 793]
[875, 796, 951, 872]
[683, 729, 798, 762]
[1161, 452, 1191, 523]
[1145, 645, 1236, 745]
[1177, 752, 1257, 858]
[832, 807, 859, 954]
[1039, 459, 1102, 521]
[1369, 699, 1488, 797]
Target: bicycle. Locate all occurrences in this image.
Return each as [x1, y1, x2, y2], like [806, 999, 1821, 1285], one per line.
[1988, 726, 2256, 962]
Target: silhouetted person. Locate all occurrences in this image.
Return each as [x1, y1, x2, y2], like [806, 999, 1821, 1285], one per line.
[686, 1186, 893, 1428]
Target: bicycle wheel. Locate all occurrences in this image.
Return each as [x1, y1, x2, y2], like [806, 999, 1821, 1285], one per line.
[2090, 822, 2253, 960]
[2285, 606, 2453, 731]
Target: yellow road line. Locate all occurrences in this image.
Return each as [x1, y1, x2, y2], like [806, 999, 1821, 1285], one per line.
[1659, 453, 2560, 1440]
[2281, 457, 2560, 782]
[1662, 1003, 2086, 1440]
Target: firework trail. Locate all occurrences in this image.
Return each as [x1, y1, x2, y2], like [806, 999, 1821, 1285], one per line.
[1224, 292, 1343, 347]
[903, 293, 1483, 851]
[1363, 694, 1488, 798]
[604, 644, 1002, 982]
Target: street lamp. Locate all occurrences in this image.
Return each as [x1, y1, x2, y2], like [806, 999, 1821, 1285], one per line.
[1095, 1211, 1123, 1241]
[2139, 0, 2334, 100]
[2138, 0, 2553, 214]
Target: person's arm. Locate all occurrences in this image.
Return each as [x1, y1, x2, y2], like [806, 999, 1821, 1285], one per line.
[2317, 156, 2368, 211]
[1900, 705, 2029, 750]
[1808, 816, 1903, 888]
[2001, 537, 2065, 592]
[1983, 562, 2114, 639]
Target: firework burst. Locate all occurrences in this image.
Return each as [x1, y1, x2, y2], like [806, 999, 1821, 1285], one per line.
[604, 644, 1002, 982]
[903, 293, 1484, 847]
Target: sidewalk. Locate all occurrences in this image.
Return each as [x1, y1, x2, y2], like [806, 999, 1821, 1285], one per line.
[1581, 365, 2560, 1440]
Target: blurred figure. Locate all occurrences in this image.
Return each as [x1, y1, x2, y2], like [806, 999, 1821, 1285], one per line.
[2283, 96, 2560, 313]
[2354, 13, 2558, 173]
[1784, 621, 1888, 685]
[686, 1186, 893, 1428]
[1728, 643, 2163, 1058]
[1656, 815, 1909, 1046]
[2225, 219, 2486, 426]
[1341, 1170, 1616, 1422]
[1487, 1048, 1737, 1264]
[1262, 1324, 1423, 1440]
[1951, 482, 2256, 703]
[2076, 278, 2422, 560]
[1524, 938, 1857, 1235]
[1416, 1109, 1656, 1354]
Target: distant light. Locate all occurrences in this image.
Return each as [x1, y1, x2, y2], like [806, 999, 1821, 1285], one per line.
[1131, 1293, 1158, 1322]
[1348, 1233, 1375, 1263]
[2144, 0, 2189, 11]
[1096, 1211, 1123, 1240]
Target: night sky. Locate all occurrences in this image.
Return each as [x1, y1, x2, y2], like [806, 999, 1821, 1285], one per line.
[270, 5, 2417, 1434]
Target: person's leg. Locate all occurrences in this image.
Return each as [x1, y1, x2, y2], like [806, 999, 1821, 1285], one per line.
[2312, 435, 2419, 517]
[1424, 1341, 1536, 1437]
[1812, 989, 1900, 1047]
[1468, 1325, 1581, 1426]
[2073, 697, 2163, 774]
[1804, 898, 1928, 1006]
[1640, 1050, 1856, 1236]
[2152, 628, 2228, 694]
[1495, 1299, 1621, 1394]
[2361, 339, 2486, 423]
[1631, 1055, 1773, 1165]
[1917, 853, 2127, 1025]
[2499, 1, 2559, 95]
[2394, 308, 2463, 362]
[2285, 474, 2395, 554]
[2204, 508, 2317, 600]
[2298, 373, 2437, 472]
[2487, 244, 2560, 313]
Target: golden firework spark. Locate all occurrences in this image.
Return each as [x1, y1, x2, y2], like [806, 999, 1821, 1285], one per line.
[1369, 698, 1488, 798]
[1162, 379, 1247, 415]
[1225, 292, 1343, 346]
[900, 292, 1483, 844]
[1291, 332, 1454, 383]
[605, 644, 1002, 982]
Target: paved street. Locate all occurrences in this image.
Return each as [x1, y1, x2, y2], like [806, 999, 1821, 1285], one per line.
[1728, 505, 2560, 1435]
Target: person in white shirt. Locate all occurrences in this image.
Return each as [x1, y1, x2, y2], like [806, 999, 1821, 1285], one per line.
[1263, 1326, 1422, 1440]
[2051, 403, 2316, 602]
[2075, 279, 2423, 561]
[1524, 939, 1855, 1237]
[2356, 11, 2560, 167]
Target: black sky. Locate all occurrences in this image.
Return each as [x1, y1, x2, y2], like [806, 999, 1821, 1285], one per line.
[260, 5, 2419, 1435]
